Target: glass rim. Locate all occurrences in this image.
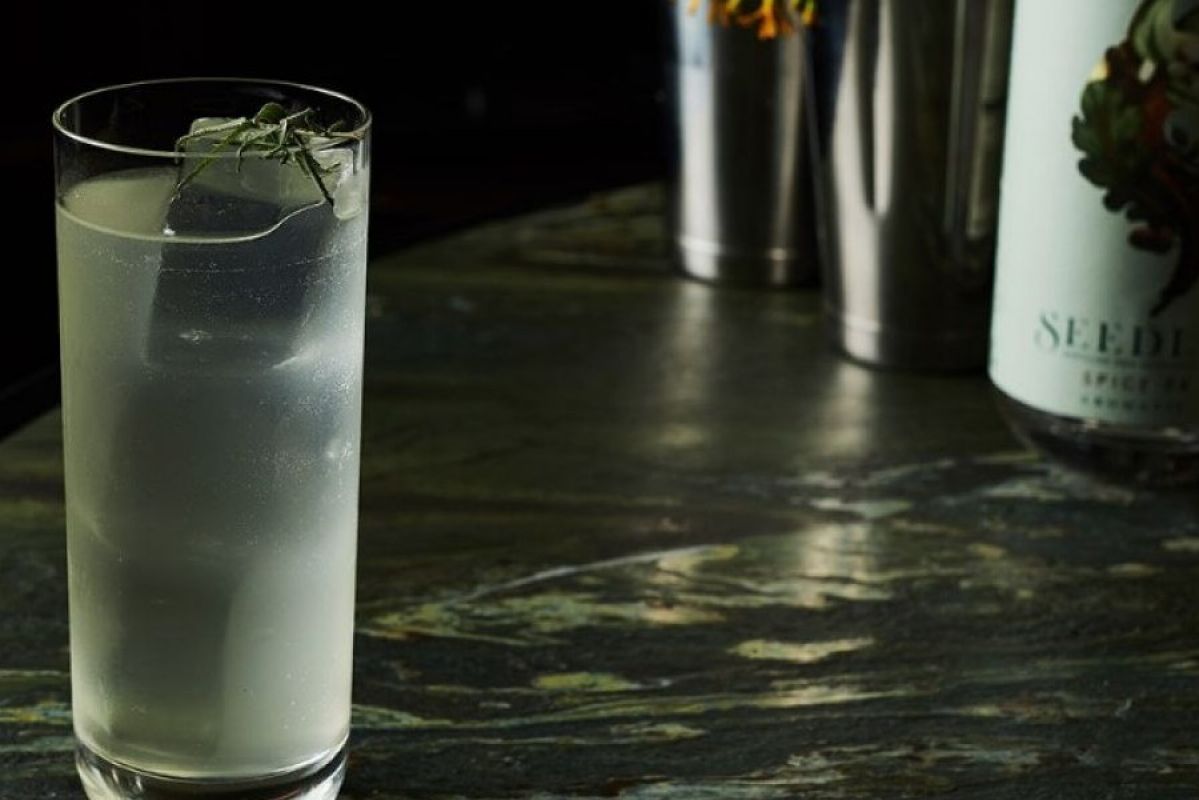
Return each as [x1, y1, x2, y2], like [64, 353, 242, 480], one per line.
[52, 77, 372, 159]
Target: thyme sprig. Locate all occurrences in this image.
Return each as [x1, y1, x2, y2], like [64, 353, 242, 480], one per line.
[174, 102, 361, 205]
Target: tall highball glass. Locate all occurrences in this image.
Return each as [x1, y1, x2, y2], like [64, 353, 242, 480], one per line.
[53, 78, 370, 799]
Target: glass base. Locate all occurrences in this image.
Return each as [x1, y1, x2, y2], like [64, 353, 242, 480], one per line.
[994, 388, 1199, 487]
[76, 741, 346, 800]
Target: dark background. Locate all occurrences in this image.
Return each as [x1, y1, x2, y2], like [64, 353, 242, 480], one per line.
[3, 3, 670, 437]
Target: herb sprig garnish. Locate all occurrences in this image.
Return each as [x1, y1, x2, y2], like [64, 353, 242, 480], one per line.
[174, 102, 361, 205]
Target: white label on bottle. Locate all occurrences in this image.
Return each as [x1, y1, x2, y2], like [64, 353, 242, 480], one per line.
[990, 0, 1199, 427]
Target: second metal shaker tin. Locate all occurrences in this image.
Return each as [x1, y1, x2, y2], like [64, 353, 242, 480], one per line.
[814, 0, 1015, 369]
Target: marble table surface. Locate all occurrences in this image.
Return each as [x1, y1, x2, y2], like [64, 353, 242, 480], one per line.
[2, 187, 1197, 798]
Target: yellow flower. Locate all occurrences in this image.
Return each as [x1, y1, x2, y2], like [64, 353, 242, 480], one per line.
[797, 0, 817, 27]
[738, 0, 788, 39]
[687, 0, 817, 39]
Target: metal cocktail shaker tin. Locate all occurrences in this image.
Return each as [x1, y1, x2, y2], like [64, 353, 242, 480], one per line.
[668, 3, 820, 287]
[813, 0, 1014, 369]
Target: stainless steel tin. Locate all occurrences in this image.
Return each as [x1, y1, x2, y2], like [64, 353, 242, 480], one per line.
[668, 4, 820, 287]
[813, 0, 1014, 369]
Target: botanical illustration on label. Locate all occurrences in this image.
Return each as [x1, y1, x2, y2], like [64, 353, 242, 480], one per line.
[990, 0, 1199, 428]
[1072, 0, 1199, 316]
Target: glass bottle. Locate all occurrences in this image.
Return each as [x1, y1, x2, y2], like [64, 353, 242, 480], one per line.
[990, 0, 1199, 485]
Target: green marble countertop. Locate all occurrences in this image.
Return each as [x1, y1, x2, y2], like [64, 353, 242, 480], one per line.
[3, 187, 1198, 798]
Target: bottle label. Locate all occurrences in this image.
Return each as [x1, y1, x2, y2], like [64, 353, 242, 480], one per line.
[990, 0, 1199, 427]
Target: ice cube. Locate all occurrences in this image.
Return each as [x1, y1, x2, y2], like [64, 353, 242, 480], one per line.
[146, 117, 347, 368]
[172, 117, 354, 231]
[330, 162, 367, 221]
